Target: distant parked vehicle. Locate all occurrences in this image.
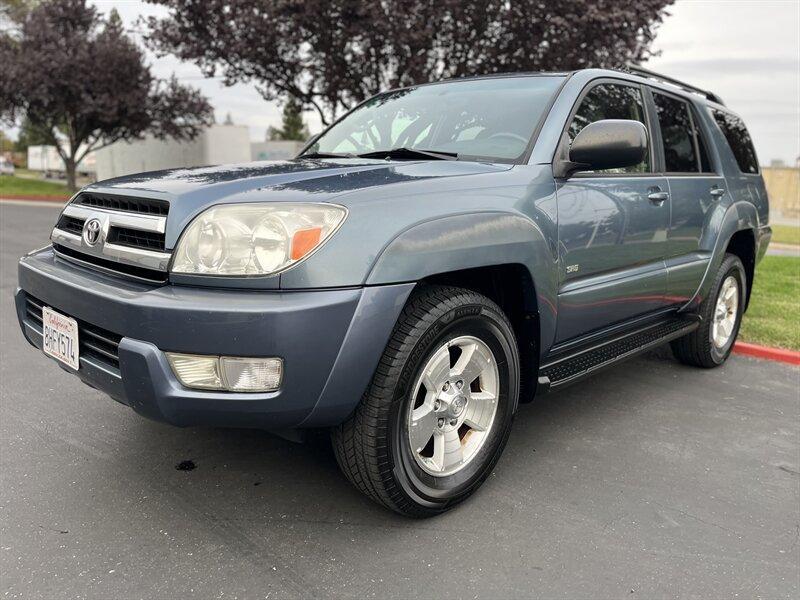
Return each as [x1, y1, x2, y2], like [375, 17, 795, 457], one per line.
[0, 156, 14, 175]
[16, 68, 771, 517]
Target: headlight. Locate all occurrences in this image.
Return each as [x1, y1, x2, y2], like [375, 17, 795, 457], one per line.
[171, 203, 347, 276]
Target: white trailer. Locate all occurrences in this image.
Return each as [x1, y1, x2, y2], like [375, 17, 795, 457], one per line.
[27, 145, 97, 177]
[27, 145, 63, 176]
[93, 125, 251, 181]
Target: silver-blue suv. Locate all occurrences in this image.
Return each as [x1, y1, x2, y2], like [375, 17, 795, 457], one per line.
[16, 67, 771, 516]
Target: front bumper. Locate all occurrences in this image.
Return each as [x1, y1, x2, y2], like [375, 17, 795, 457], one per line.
[16, 247, 413, 429]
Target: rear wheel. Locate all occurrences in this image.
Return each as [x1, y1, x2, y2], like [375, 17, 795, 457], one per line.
[671, 253, 746, 368]
[332, 285, 520, 517]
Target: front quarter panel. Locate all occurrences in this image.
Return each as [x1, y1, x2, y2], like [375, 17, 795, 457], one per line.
[362, 167, 560, 355]
[280, 164, 560, 355]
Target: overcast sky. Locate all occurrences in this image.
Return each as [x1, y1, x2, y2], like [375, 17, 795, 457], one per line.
[22, 0, 800, 164]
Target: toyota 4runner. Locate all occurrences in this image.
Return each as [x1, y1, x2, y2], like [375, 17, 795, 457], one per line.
[16, 67, 771, 516]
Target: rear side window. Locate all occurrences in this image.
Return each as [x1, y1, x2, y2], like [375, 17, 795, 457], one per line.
[653, 92, 712, 173]
[568, 83, 650, 173]
[713, 110, 759, 174]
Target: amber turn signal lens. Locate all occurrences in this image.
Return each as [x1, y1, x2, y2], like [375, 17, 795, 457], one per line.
[291, 227, 322, 260]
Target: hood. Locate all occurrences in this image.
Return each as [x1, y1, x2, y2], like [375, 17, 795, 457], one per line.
[85, 158, 512, 246]
[88, 158, 511, 203]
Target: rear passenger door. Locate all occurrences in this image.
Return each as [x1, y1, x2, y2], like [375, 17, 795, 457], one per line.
[555, 81, 670, 343]
[649, 90, 727, 305]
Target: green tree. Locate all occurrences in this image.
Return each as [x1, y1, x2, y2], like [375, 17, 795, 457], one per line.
[0, 130, 15, 153]
[268, 100, 310, 141]
[0, 0, 37, 26]
[145, 0, 674, 125]
[1, 1, 213, 190]
[14, 115, 55, 152]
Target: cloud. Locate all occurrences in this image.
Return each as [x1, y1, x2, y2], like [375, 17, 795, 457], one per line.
[648, 0, 799, 163]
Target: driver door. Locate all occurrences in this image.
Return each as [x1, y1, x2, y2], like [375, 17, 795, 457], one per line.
[555, 81, 670, 343]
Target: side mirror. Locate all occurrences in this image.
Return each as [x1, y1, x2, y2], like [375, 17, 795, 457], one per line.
[555, 119, 648, 178]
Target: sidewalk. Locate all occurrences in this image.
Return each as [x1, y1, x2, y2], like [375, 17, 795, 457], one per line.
[767, 242, 800, 257]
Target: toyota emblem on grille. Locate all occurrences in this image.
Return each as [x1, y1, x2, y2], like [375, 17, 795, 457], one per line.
[83, 218, 102, 246]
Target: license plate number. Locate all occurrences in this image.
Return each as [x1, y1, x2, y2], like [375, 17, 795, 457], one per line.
[42, 306, 80, 370]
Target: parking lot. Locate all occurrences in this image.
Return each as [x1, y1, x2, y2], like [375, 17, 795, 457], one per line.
[1, 201, 798, 599]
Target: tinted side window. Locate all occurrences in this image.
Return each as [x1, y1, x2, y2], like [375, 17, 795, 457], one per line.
[713, 110, 759, 174]
[696, 123, 713, 173]
[653, 93, 699, 173]
[568, 84, 650, 173]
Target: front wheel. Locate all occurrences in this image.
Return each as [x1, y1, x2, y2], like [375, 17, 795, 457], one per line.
[332, 285, 520, 517]
[671, 253, 746, 368]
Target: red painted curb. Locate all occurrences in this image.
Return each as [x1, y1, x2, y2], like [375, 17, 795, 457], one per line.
[0, 194, 69, 202]
[733, 342, 800, 366]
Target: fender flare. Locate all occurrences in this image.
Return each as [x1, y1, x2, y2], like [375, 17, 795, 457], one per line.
[365, 210, 559, 355]
[681, 200, 759, 313]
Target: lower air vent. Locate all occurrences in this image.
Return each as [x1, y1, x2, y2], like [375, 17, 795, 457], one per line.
[25, 294, 123, 370]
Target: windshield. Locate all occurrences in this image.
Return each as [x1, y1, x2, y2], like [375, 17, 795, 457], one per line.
[305, 76, 564, 162]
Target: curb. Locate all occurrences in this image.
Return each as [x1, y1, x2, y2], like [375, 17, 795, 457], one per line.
[733, 342, 800, 366]
[0, 195, 69, 202]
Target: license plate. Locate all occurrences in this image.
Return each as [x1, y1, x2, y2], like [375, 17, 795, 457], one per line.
[42, 306, 80, 370]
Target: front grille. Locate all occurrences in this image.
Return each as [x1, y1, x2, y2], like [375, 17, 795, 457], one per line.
[52, 200, 171, 281]
[54, 243, 168, 283]
[107, 227, 166, 251]
[74, 192, 169, 216]
[58, 215, 85, 236]
[25, 294, 122, 370]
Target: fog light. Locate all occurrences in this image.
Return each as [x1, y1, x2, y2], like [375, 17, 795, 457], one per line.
[166, 353, 283, 393]
[167, 353, 223, 390]
[220, 357, 283, 392]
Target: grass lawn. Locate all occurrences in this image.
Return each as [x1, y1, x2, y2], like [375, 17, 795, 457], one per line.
[0, 174, 70, 198]
[740, 255, 800, 350]
[771, 224, 800, 246]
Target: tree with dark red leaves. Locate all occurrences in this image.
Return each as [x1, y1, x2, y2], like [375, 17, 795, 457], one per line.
[0, 1, 214, 190]
[143, 0, 673, 126]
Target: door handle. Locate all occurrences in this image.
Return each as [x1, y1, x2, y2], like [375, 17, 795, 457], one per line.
[648, 191, 669, 205]
[710, 187, 726, 199]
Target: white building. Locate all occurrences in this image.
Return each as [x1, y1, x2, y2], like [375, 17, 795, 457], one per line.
[94, 125, 251, 181]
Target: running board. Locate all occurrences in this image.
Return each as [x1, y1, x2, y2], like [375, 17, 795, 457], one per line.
[537, 317, 699, 393]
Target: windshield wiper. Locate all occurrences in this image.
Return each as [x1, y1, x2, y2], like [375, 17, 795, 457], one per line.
[358, 147, 458, 161]
[299, 151, 357, 159]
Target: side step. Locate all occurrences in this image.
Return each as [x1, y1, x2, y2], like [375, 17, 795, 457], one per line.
[537, 317, 699, 393]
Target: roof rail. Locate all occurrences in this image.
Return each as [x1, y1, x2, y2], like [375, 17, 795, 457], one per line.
[623, 64, 725, 106]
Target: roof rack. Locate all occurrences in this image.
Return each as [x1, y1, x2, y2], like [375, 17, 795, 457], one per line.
[624, 64, 725, 106]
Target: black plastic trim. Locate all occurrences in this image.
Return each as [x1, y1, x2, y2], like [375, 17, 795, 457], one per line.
[53, 244, 168, 284]
[74, 192, 170, 216]
[538, 316, 699, 392]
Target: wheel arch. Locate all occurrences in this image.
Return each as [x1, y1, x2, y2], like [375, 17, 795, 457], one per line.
[419, 264, 540, 402]
[725, 228, 756, 311]
[682, 201, 760, 314]
[364, 210, 559, 381]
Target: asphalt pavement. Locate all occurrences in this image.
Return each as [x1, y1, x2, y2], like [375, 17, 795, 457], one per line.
[1, 201, 798, 599]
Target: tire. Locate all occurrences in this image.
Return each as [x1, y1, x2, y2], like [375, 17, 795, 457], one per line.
[331, 285, 520, 517]
[671, 253, 746, 368]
